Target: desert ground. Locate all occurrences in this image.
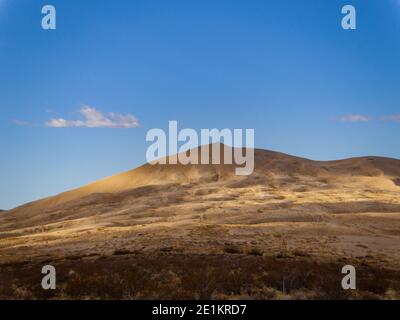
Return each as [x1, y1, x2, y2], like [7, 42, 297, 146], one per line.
[1, 144, 400, 299]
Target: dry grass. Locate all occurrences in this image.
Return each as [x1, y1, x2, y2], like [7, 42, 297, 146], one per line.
[1, 253, 400, 300]
[1, 146, 400, 300]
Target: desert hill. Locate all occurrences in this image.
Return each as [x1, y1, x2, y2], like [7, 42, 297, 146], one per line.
[1, 144, 400, 299]
[4, 143, 400, 214]
[1, 144, 400, 233]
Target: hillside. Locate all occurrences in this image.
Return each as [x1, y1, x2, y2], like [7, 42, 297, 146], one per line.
[1, 144, 400, 299]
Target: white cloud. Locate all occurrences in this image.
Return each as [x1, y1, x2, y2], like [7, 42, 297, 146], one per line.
[46, 106, 140, 128]
[45, 108, 55, 114]
[13, 120, 28, 126]
[382, 114, 400, 122]
[339, 114, 371, 122]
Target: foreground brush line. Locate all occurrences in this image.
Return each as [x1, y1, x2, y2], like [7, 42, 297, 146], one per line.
[1, 252, 399, 300]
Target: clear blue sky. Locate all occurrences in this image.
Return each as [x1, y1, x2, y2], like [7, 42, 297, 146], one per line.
[0, 0, 399, 209]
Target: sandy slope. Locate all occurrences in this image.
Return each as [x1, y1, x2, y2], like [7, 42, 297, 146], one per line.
[0, 144, 399, 271]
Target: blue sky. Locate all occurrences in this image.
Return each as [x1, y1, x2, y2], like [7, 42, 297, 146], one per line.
[0, 0, 399, 209]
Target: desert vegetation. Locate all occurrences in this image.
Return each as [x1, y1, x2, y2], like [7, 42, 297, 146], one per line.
[1, 146, 399, 300]
[1, 252, 400, 300]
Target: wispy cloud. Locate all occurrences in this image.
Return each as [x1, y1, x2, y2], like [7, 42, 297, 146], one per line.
[339, 113, 400, 123]
[381, 114, 400, 122]
[45, 108, 55, 114]
[339, 114, 371, 122]
[46, 106, 140, 128]
[13, 119, 28, 126]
